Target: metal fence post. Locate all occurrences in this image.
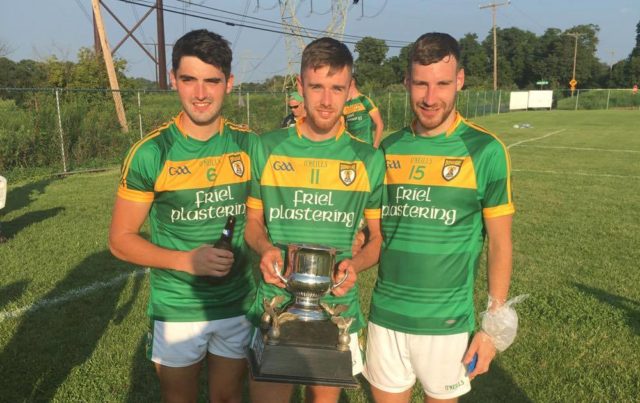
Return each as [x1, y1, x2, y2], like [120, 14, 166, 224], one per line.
[246, 92, 250, 127]
[606, 89, 611, 110]
[474, 92, 479, 118]
[403, 91, 408, 127]
[483, 91, 487, 116]
[54, 88, 67, 173]
[466, 90, 470, 117]
[497, 90, 502, 114]
[575, 90, 580, 110]
[387, 91, 391, 130]
[137, 91, 143, 139]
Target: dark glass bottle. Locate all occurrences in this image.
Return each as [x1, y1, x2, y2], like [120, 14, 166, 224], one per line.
[214, 215, 236, 251]
[206, 215, 236, 284]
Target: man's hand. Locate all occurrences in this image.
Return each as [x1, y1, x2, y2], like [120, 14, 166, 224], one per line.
[259, 246, 286, 288]
[189, 245, 234, 277]
[331, 259, 357, 297]
[463, 331, 497, 380]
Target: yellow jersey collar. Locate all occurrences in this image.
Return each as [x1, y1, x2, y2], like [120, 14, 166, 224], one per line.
[410, 112, 462, 137]
[295, 116, 346, 141]
[174, 111, 226, 139]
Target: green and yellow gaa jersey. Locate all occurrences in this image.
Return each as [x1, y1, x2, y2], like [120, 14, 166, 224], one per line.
[246, 118, 385, 332]
[343, 94, 378, 145]
[117, 113, 260, 322]
[370, 113, 515, 335]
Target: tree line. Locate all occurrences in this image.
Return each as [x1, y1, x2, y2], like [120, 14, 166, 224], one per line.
[1, 20, 639, 93]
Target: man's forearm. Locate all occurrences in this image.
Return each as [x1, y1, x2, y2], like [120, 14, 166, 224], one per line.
[110, 233, 192, 272]
[244, 215, 274, 255]
[350, 230, 382, 273]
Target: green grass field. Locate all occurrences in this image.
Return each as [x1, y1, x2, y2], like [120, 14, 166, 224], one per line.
[0, 110, 638, 402]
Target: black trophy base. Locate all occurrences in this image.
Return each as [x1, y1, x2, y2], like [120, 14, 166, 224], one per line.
[247, 319, 358, 388]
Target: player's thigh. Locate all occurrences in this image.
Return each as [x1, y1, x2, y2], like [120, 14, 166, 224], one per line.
[207, 353, 247, 403]
[207, 315, 252, 359]
[154, 361, 202, 403]
[363, 323, 416, 394]
[410, 332, 470, 400]
[249, 378, 294, 403]
[305, 384, 341, 403]
[148, 320, 210, 366]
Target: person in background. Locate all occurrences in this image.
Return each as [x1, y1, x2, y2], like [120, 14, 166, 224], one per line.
[363, 32, 517, 403]
[281, 90, 306, 128]
[109, 29, 261, 403]
[343, 77, 384, 148]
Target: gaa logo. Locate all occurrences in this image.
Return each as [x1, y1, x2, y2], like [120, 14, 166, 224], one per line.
[273, 161, 295, 171]
[386, 159, 401, 169]
[168, 166, 192, 176]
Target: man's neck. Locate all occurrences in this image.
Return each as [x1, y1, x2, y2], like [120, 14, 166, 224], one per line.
[180, 113, 222, 141]
[300, 119, 342, 142]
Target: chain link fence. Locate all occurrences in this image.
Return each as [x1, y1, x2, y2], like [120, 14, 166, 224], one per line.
[0, 87, 638, 177]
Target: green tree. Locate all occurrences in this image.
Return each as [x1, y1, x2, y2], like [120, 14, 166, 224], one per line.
[69, 47, 129, 89]
[459, 33, 489, 88]
[354, 37, 388, 65]
[386, 43, 413, 83]
[353, 37, 395, 89]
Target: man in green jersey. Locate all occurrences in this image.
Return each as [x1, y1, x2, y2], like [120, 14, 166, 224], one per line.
[343, 77, 384, 148]
[244, 37, 385, 403]
[363, 33, 516, 402]
[281, 91, 306, 128]
[109, 30, 261, 403]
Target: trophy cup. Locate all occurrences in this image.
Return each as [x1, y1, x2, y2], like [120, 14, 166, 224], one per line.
[247, 243, 358, 387]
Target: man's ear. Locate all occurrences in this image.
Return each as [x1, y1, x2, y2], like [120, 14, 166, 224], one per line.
[226, 74, 235, 94]
[169, 69, 177, 90]
[296, 74, 303, 95]
[457, 68, 465, 91]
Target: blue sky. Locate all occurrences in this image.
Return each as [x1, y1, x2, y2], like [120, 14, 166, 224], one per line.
[1, 0, 638, 84]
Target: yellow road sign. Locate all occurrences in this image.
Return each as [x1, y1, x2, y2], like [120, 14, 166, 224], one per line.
[569, 79, 577, 87]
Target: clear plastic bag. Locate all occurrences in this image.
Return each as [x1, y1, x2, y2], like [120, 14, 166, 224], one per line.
[481, 294, 529, 352]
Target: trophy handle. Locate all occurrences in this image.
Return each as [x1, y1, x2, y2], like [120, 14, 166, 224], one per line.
[331, 269, 349, 290]
[273, 262, 288, 285]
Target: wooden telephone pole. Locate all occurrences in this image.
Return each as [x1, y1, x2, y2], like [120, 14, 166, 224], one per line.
[480, 1, 510, 91]
[565, 32, 584, 95]
[92, 0, 129, 132]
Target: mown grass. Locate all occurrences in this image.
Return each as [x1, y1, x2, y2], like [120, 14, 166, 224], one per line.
[0, 110, 638, 402]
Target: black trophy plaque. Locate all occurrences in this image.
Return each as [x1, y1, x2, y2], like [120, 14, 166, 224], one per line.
[247, 319, 358, 388]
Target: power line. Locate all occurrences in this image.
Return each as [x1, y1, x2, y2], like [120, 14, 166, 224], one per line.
[115, 0, 411, 48]
[171, 0, 408, 45]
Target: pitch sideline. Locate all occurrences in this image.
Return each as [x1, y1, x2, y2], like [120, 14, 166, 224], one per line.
[507, 129, 566, 149]
[0, 268, 148, 322]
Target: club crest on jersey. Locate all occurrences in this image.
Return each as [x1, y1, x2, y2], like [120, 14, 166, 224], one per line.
[229, 154, 244, 177]
[339, 163, 357, 186]
[442, 159, 463, 181]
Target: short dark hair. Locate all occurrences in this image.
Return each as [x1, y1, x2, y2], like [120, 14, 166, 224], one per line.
[300, 37, 353, 76]
[408, 33, 460, 73]
[172, 29, 232, 78]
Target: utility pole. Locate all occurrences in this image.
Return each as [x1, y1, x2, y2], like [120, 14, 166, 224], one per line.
[565, 32, 584, 95]
[92, 0, 129, 132]
[91, 0, 167, 89]
[156, 0, 167, 89]
[480, 1, 510, 91]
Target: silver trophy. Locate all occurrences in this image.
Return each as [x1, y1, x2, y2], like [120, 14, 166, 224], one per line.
[248, 243, 358, 387]
[273, 243, 348, 321]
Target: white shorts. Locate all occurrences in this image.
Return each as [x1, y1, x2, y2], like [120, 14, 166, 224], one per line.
[148, 315, 252, 367]
[363, 323, 471, 399]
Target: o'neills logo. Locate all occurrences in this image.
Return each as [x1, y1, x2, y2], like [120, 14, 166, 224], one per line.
[229, 154, 244, 177]
[339, 162, 356, 186]
[442, 159, 463, 181]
